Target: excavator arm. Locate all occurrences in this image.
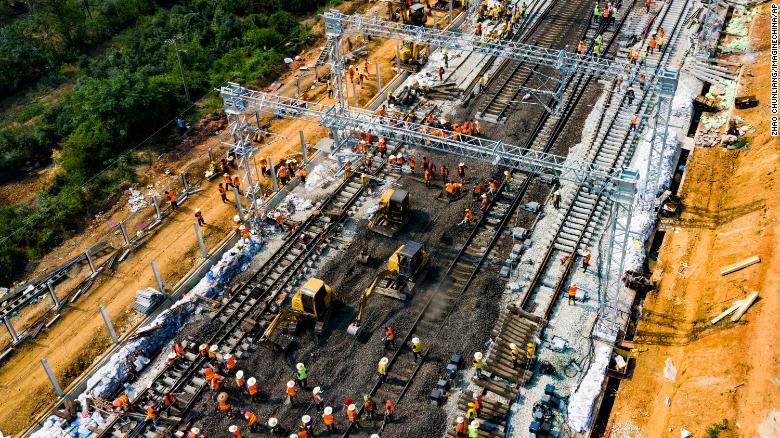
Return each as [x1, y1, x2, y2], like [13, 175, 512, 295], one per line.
[347, 269, 394, 336]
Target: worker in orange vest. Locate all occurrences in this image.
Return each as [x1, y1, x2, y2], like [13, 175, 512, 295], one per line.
[244, 410, 258, 432]
[322, 406, 335, 432]
[165, 190, 177, 210]
[313, 387, 325, 410]
[568, 283, 577, 305]
[423, 169, 432, 187]
[577, 40, 584, 54]
[145, 404, 158, 430]
[581, 248, 592, 272]
[454, 417, 467, 436]
[112, 393, 129, 412]
[217, 392, 232, 416]
[383, 326, 396, 349]
[344, 161, 352, 179]
[459, 209, 474, 226]
[173, 342, 185, 358]
[480, 194, 490, 214]
[648, 34, 657, 54]
[457, 162, 468, 179]
[234, 370, 245, 389]
[630, 114, 639, 132]
[384, 399, 395, 423]
[440, 165, 449, 183]
[408, 156, 415, 173]
[278, 165, 288, 186]
[210, 374, 224, 392]
[298, 167, 308, 184]
[202, 366, 215, 382]
[363, 395, 377, 419]
[186, 427, 201, 438]
[162, 393, 176, 409]
[286, 380, 298, 405]
[241, 225, 251, 240]
[346, 404, 362, 430]
[247, 377, 259, 401]
[487, 179, 497, 198]
[229, 425, 241, 438]
[224, 173, 234, 188]
[208, 344, 219, 360]
[225, 353, 236, 371]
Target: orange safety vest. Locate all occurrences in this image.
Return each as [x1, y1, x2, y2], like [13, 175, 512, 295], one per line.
[631, 115, 638, 125]
[385, 327, 395, 340]
[408, 157, 415, 168]
[385, 400, 395, 414]
[568, 285, 577, 297]
[167, 192, 175, 202]
[162, 394, 176, 406]
[278, 167, 287, 177]
[112, 394, 129, 408]
[232, 429, 242, 438]
[323, 413, 334, 425]
[424, 170, 431, 181]
[224, 175, 232, 185]
[218, 400, 231, 411]
[232, 177, 240, 187]
[465, 211, 473, 221]
[203, 368, 214, 381]
[235, 376, 245, 387]
[455, 422, 467, 433]
[287, 386, 297, 397]
[174, 343, 184, 357]
[146, 406, 157, 420]
[299, 169, 308, 178]
[649, 37, 656, 48]
[211, 376, 223, 391]
[245, 411, 257, 425]
[226, 356, 236, 370]
[248, 383, 258, 395]
[347, 410, 358, 421]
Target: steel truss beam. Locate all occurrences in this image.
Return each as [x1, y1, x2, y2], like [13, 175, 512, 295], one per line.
[220, 83, 638, 199]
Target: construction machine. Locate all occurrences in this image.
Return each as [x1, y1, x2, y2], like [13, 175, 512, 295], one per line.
[261, 278, 334, 350]
[347, 241, 428, 336]
[398, 40, 430, 71]
[394, 2, 427, 25]
[368, 188, 412, 237]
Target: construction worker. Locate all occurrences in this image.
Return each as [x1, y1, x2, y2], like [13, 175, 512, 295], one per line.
[552, 189, 561, 209]
[408, 156, 415, 174]
[568, 283, 578, 304]
[423, 168, 432, 187]
[384, 399, 395, 423]
[457, 162, 468, 179]
[626, 85, 635, 106]
[487, 179, 497, 198]
[611, 5, 618, 25]
[298, 167, 308, 185]
[593, 1, 600, 23]
[313, 387, 325, 410]
[474, 119, 481, 135]
[645, 0, 651, 14]
[218, 392, 232, 417]
[383, 326, 396, 349]
[411, 337, 422, 361]
[327, 80, 333, 98]
[454, 417, 467, 436]
[232, 214, 241, 231]
[278, 165, 288, 186]
[582, 248, 592, 271]
[266, 417, 281, 434]
[648, 34, 657, 54]
[198, 343, 209, 358]
[162, 392, 176, 409]
[480, 194, 490, 214]
[187, 427, 201, 438]
[208, 344, 219, 360]
[296, 362, 308, 388]
[395, 155, 404, 166]
[640, 49, 647, 66]
[112, 393, 129, 412]
[301, 415, 314, 434]
[472, 182, 483, 200]
[247, 377, 259, 401]
[202, 366, 215, 382]
[218, 183, 228, 203]
[377, 357, 389, 383]
[639, 73, 646, 90]
[210, 373, 225, 392]
[630, 113, 639, 132]
[475, 22, 482, 36]
[347, 404, 362, 429]
[240, 225, 251, 240]
[473, 352, 484, 378]
[526, 342, 535, 361]
[466, 402, 477, 421]
[459, 208, 474, 226]
[344, 161, 352, 179]
[232, 175, 241, 192]
[377, 137, 387, 157]
[468, 420, 480, 438]
[166, 352, 177, 366]
[363, 395, 377, 420]
[438, 65, 445, 81]
[165, 190, 177, 210]
[322, 406, 335, 432]
[145, 404, 158, 430]
[440, 165, 449, 183]
[593, 33, 603, 56]
[229, 425, 242, 438]
[234, 370, 245, 389]
[224, 353, 236, 372]
[286, 380, 298, 405]
[510, 342, 522, 368]
[577, 40, 585, 54]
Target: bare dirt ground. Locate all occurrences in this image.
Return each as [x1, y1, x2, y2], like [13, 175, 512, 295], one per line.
[0, 0, 422, 433]
[607, 5, 780, 437]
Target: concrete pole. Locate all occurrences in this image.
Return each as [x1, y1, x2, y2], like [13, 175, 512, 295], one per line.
[315, 64, 319, 83]
[268, 157, 280, 192]
[376, 63, 382, 92]
[208, 148, 214, 163]
[194, 222, 208, 258]
[3, 316, 19, 344]
[296, 76, 301, 98]
[255, 112, 261, 129]
[47, 281, 60, 308]
[233, 185, 245, 218]
[151, 260, 165, 293]
[252, 155, 262, 186]
[152, 195, 162, 220]
[181, 173, 189, 193]
[396, 45, 401, 70]
[353, 82, 359, 107]
[449, 0, 453, 23]
[40, 358, 64, 397]
[119, 222, 131, 245]
[300, 131, 308, 165]
[85, 250, 96, 274]
[99, 305, 119, 344]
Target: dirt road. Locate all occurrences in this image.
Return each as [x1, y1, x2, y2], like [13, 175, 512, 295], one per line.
[607, 6, 780, 437]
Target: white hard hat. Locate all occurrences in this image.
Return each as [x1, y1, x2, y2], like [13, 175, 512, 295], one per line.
[302, 415, 311, 423]
[240, 225, 247, 230]
[324, 406, 333, 415]
[268, 417, 278, 427]
[236, 370, 244, 379]
[225, 354, 233, 360]
[459, 162, 465, 166]
[290, 435, 298, 438]
[412, 337, 420, 344]
[167, 353, 176, 360]
[388, 155, 395, 160]
[195, 208, 201, 213]
[199, 343, 207, 350]
[247, 377, 256, 386]
[296, 362, 305, 370]
[371, 435, 381, 438]
[313, 386, 321, 394]
[474, 352, 483, 360]
[456, 417, 464, 423]
[509, 343, 517, 350]
[229, 425, 238, 432]
[209, 345, 218, 353]
[191, 427, 200, 434]
[380, 357, 389, 364]
[287, 380, 296, 388]
[471, 420, 480, 428]
[233, 215, 240, 222]
[348, 404, 356, 411]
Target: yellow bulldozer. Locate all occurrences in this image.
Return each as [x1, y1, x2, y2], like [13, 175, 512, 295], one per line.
[347, 241, 428, 336]
[394, 2, 427, 25]
[261, 278, 334, 350]
[398, 40, 429, 72]
[368, 188, 412, 237]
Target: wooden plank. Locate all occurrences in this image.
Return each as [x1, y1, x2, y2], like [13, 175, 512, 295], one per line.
[720, 255, 760, 275]
[731, 292, 759, 322]
[710, 299, 743, 324]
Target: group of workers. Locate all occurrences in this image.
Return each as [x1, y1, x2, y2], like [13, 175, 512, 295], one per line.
[474, 0, 530, 40]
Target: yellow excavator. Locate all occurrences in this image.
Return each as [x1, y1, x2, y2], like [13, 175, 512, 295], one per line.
[347, 241, 429, 336]
[368, 188, 412, 237]
[398, 40, 429, 72]
[395, 2, 427, 25]
[261, 278, 334, 350]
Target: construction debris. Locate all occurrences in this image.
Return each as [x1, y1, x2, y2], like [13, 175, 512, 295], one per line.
[711, 299, 744, 324]
[720, 255, 760, 275]
[730, 292, 759, 322]
[133, 287, 164, 315]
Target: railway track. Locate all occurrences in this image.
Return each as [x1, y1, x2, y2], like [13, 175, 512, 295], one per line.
[95, 145, 403, 438]
[520, 0, 693, 321]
